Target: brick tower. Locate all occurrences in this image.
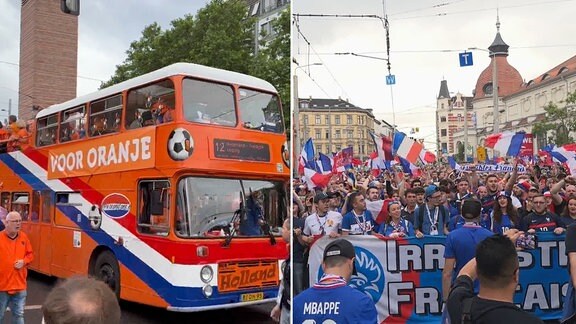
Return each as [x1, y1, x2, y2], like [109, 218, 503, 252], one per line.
[18, 0, 78, 121]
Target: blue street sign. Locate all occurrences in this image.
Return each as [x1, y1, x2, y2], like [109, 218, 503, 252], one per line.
[459, 52, 473, 67]
[385, 74, 396, 85]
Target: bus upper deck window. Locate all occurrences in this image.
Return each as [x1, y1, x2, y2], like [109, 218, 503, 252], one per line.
[182, 78, 236, 127]
[238, 89, 283, 133]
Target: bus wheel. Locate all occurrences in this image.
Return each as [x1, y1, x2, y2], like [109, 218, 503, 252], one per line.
[94, 251, 120, 298]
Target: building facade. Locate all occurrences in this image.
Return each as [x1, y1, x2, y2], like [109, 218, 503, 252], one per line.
[298, 98, 378, 159]
[437, 20, 576, 160]
[247, 0, 290, 54]
[19, 0, 78, 120]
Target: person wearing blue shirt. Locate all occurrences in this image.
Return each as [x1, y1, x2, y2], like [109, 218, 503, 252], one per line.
[414, 185, 450, 238]
[379, 200, 415, 238]
[447, 214, 465, 232]
[239, 191, 264, 236]
[490, 191, 520, 234]
[342, 192, 377, 235]
[442, 198, 493, 322]
[293, 239, 378, 324]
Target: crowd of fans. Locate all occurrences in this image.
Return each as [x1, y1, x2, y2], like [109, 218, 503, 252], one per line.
[291, 160, 576, 296]
[0, 115, 30, 153]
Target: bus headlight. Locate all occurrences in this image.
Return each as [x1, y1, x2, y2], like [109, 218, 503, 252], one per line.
[202, 284, 213, 298]
[200, 265, 213, 283]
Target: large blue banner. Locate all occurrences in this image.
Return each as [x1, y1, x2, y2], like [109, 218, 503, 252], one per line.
[308, 233, 568, 323]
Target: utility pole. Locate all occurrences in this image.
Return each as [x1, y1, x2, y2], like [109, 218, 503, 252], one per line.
[293, 73, 300, 178]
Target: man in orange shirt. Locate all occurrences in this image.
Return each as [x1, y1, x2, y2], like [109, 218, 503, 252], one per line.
[0, 211, 33, 324]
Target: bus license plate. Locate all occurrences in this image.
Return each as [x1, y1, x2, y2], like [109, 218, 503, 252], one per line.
[241, 292, 264, 302]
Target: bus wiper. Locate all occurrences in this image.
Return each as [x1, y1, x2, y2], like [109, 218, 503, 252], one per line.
[260, 221, 276, 246]
[223, 188, 246, 247]
[222, 207, 244, 247]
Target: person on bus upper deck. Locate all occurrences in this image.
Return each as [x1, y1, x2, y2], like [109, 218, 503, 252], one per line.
[141, 110, 155, 127]
[60, 121, 79, 142]
[0, 122, 8, 141]
[7, 115, 17, 134]
[8, 120, 29, 152]
[91, 116, 108, 136]
[152, 98, 173, 124]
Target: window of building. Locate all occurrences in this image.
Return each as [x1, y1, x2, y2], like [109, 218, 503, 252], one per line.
[315, 129, 321, 139]
[441, 129, 447, 137]
[335, 145, 341, 151]
[347, 129, 353, 139]
[60, 105, 86, 143]
[325, 115, 330, 125]
[358, 129, 362, 139]
[300, 101, 309, 109]
[303, 115, 308, 125]
[347, 115, 352, 124]
[317, 144, 322, 153]
[360, 145, 365, 155]
[138, 180, 170, 236]
[335, 130, 341, 139]
[483, 83, 493, 95]
[90, 94, 122, 137]
[335, 115, 340, 125]
[36, 114, 58, 147]
[315, 115, 321, 125]
[440, 116, 446, 122]
[325, 129, 329, 139]
[441, 143, 448, 153]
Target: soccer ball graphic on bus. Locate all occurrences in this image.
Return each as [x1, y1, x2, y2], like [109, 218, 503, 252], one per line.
[167, 128, 194, 161]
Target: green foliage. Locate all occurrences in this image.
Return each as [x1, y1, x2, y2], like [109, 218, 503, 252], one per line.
[100, 1, 290, 136]
[251, 8, 291, 133]
[456, 142, 465, 162]
[532, 90, 576, 146]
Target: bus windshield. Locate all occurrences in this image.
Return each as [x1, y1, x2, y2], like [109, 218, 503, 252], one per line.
[175, 177, 286, 238]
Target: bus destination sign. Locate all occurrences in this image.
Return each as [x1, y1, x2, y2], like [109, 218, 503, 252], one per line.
[213, 139, 270, 162]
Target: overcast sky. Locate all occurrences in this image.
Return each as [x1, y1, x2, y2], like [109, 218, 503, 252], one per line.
[0, 0, 209, 120]
[293, 0, 576, 149]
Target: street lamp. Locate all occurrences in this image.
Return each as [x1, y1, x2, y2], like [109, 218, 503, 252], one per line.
[293, 62, 322, 175]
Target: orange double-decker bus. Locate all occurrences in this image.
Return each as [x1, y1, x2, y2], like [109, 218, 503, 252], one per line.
[0, 63, 290, 311]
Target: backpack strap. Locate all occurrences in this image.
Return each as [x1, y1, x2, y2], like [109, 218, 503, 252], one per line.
[461, 297, 474, 324]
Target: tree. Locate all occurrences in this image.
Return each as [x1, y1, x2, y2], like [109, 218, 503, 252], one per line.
[101, 0, 256, 88]
[100, 1, 290, 135]
[251, 8, 291, 133]
[456, 142, 465, 162]
[532, 90, 576, 146]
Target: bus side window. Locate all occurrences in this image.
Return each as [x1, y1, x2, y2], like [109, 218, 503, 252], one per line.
[126, 79, 175, 130]
[12, 192, 29, 221]
[138, 180, 170, 236]
[90, 94, 122, 137]
[0, 192, 10, 211]
[36, 114, 58, 147]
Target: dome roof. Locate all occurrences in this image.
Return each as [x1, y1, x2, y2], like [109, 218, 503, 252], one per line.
[473, 56, 523, 99]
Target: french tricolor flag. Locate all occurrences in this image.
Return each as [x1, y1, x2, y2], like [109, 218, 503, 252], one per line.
[393, 132, 424, 165]
[316, 153, 334, 175]
[298, 138, 315, 175]
[485, 132, 525, 157]
[370, 132, 394, 162]
[550, 144, 576, 175]
[304, 167, 332, 189]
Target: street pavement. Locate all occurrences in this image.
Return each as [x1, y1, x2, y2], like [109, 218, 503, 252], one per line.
[7, 272, 276, 324]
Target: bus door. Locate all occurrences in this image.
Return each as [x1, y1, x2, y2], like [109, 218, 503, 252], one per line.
[36, 190, 53, 275]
